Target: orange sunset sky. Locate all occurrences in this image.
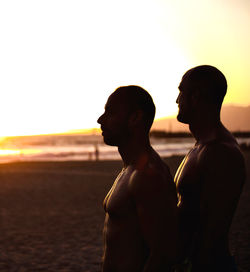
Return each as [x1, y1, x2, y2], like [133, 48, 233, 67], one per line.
[0, 0, 249, 136]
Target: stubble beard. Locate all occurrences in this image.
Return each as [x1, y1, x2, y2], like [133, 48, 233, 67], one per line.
[177, 111, 190, 124]
[103, 130, 130, 147]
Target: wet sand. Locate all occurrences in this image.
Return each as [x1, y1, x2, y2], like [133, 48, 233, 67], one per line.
[0, 153, 249, 272]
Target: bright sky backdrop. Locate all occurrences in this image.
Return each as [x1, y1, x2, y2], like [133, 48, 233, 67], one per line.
[0, 0, 249, 136]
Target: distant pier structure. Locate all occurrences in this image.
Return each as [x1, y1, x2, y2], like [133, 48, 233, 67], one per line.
[168, 119, 172, 133]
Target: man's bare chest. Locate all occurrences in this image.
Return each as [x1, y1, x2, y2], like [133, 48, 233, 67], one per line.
[174, 148, 202, 206]
[103, 168, 135, 216]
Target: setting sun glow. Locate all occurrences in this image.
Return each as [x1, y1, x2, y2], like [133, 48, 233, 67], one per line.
[0, 149, 41, 157]
[0, 0, 249, 136]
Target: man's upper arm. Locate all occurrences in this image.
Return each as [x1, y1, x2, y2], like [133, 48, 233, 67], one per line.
[198, 144, 245, 247]
[129, 169, 179, 261]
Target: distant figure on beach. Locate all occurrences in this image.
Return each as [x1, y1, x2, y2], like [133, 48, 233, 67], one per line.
[95, 143, 99, 161]
[174, 65, 246, 271]
[98, 85, 179, 272]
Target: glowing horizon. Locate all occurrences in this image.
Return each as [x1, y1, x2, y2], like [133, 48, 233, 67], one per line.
[0, 0, 249, 137]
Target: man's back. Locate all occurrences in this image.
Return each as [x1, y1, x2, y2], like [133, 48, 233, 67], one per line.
[174, 125, 245, 271]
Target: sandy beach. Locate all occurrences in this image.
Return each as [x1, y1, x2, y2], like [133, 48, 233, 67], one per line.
[0, 152, 249, 272]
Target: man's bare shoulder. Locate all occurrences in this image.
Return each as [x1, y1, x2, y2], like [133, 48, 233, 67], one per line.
[198, 139, 244, 165]
[128, 150, 176, 199]
[197, 138, 246, 185]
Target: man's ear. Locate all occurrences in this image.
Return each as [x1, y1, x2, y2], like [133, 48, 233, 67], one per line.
[128, 110, 144, 128]
[191, 88, 200, 106]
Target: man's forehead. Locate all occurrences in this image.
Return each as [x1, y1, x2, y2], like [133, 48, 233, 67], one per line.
[178, 77, 188, 91]
[105, 92, 129, 109]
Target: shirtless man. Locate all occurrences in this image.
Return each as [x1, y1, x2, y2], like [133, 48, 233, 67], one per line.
[97, 85, 179, 272]
[174, 65, 246, 271]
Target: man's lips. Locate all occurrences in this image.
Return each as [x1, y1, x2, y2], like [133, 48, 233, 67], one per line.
[101, 127, 107, 135]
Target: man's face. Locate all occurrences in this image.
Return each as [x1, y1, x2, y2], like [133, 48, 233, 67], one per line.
[176, 76, 194, 124]
[97, 93, 131, 146]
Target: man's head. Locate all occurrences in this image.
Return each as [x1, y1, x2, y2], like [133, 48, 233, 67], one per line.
[97, 85, 155, 146]
[176, 65, 227, 124]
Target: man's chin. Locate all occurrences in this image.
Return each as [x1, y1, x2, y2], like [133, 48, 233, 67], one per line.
[177, 114, 189, 124]
[102, 136, 118, 146]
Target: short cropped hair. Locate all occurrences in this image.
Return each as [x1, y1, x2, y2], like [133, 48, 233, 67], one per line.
[183, 65, 227, 107]
[112, 85, 156, 132]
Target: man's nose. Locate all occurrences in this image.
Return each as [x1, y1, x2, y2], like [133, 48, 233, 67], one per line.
[176, 93, 180, 104]
[97, 114, 104, 124]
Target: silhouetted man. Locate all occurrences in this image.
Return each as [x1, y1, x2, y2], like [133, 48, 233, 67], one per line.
[175, 65, 246, 271]
[98, 85, 179, 272]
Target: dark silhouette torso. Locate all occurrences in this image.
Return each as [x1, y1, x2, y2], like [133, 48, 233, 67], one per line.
[174, 134, 245, 269]
[103, 166, 148, 272]
[102, 150, 177, 272]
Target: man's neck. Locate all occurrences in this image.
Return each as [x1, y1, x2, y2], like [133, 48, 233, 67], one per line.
[118, 135, 151, 167]
[189, 116, 222, 144]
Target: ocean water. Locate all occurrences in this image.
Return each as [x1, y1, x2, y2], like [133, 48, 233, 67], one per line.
[0, 134, 249, 163]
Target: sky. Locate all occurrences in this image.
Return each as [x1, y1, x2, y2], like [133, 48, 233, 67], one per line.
[0, 0, 249, 136]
